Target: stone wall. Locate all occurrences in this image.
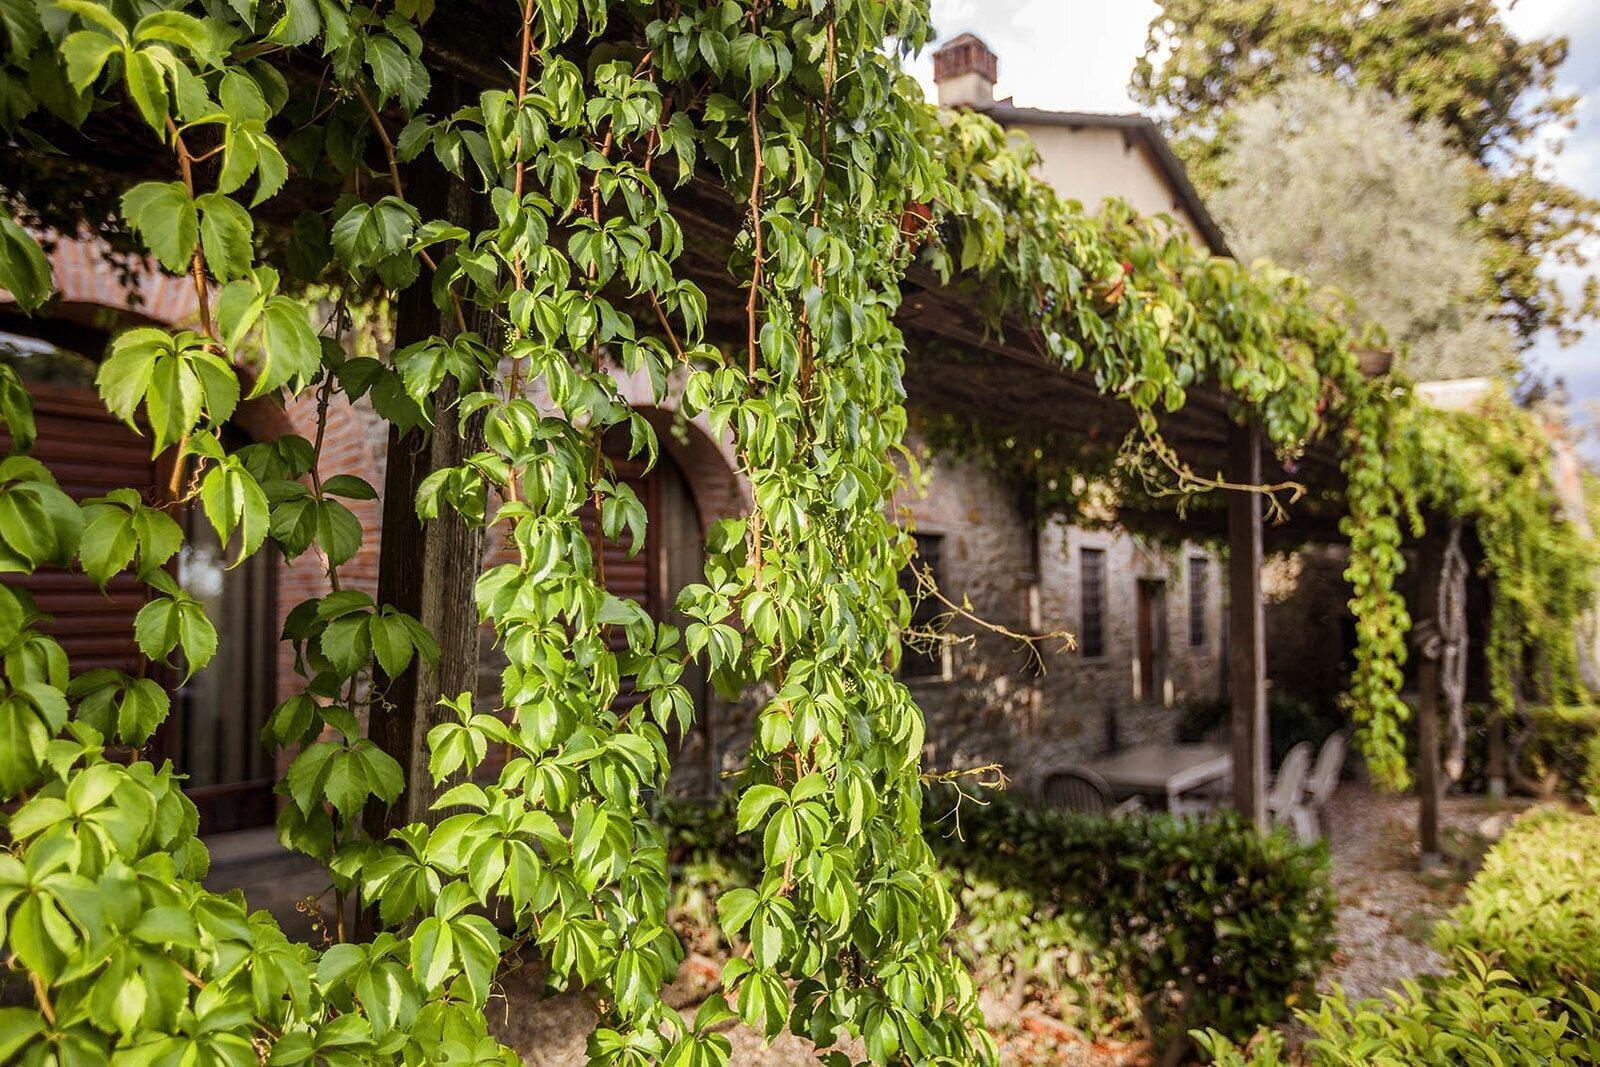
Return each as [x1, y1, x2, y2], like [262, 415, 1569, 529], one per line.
[900, 440, 1228, 794]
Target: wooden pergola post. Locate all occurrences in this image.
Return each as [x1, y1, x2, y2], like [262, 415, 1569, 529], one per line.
[1414, 532, 1445, 869]
[365, 77, 490, 837]
[1227, 422, 1268, 829]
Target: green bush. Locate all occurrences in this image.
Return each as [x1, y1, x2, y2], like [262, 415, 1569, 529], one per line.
[1456, 702, 1600, 797]
[1197, 807, 1600, 1065]
[1527, 705, 1600, 797]
[658, 789, 1338, 1059]
[1433, 806, 1600, 993]
[932, 789, 1336, 1057]
[1197, 958, 1600, 1065]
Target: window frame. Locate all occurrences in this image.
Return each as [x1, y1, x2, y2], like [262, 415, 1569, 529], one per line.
[1078, 546, 1107, 659]
[898, 531, 953, 683]
[1188, 554, 1209, 647]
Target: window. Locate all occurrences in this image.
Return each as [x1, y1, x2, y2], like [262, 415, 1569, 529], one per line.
[898, 533, 949, 680]
[1189, 555, 1208, 647]
[1079, 547, 1106, 658]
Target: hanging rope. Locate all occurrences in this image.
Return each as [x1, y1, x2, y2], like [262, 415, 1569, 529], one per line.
[1439, 521, 1471, 781]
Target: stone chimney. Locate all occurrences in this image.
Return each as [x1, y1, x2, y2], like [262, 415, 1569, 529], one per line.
[932, 33, 998, 109]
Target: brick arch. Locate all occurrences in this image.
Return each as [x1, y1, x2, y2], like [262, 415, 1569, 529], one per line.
[4, 235, 203, 328]
[606, 366, 750, 528]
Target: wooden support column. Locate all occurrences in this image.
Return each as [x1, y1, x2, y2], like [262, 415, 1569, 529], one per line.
[1414, 533, 1445, 869]
[1227, 422, 1268, 829]
[366, 78, 490, 837]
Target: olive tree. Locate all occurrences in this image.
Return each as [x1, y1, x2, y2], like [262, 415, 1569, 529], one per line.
[1206, 76, 1515, 382]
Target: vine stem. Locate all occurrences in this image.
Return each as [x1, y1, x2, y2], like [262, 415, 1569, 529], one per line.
[309, 374, 342, 594]
[166, 118, 214, 341]
[27, 968, 54, 1025]
[354, 84, 469, 335]
[745, 91, 764, 378]
[504, 0, 539, 414]
[163, 117, 219, 506]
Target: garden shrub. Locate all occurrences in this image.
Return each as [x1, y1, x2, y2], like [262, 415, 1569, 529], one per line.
[1519, 705, 1600, 798]
[1432, 806, 1600, 992]
[1197, 807, 1600, 1065]
[931, 788, 1336, 1057]
[1454, 703, 1600, 797]
[659, 789, 1337, 1058]
[1197, 957, 1600, 1065]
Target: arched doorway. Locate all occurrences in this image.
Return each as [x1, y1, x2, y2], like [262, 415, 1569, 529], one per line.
[0, 311, 280, 834]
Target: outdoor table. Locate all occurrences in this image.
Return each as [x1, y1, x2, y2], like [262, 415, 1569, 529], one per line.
[1093, 742, 1232, 809]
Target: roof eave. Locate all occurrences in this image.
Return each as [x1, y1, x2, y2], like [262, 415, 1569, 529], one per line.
[980, 103, 1234, 259]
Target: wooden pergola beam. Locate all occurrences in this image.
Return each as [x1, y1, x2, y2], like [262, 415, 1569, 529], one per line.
[1414, 531, 1445, 869]
[1227, 421, 1268, 828]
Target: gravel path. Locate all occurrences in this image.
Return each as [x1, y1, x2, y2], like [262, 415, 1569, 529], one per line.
[1315, 783, 1526, 1000]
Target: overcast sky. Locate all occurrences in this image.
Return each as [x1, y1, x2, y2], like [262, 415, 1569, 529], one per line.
[908, 0, 1600, 415]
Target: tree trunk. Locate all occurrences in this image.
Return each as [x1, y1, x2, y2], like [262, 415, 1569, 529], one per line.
[365, 76, 491, 840]
[1414, 532, 1444, 869]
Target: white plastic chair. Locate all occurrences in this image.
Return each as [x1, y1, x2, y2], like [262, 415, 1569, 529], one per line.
[1266, 742, 1314, 841]
[1301, 731, 1347, 839]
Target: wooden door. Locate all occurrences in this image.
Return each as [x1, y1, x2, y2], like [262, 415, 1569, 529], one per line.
[6, 384, 158, 674]
[1137, 579, 1168, 703]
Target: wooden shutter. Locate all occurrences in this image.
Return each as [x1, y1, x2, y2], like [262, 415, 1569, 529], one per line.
[1, 383, 159, 673]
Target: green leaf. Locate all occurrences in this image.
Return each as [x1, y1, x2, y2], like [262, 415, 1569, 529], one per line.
[315, 499, 363, 567]
[120, 182, 197, 275]
[319, 613, 370, 676]
[199, 458, 268, 561]
[134, 595, 215, 678]
[0, 219, 52, 313]
[0, 366, 36, 453]
[736, 784, 786, 832]
[0, 699, 46, 797]
[251, 296, 319, 397]
[321, 474, 377, 500]
[123, 46, 170, 131]
[196, 192, 254, 281]
[0, 0, 43, 59]
[60, 30, 118, 89]
[368, 612, 414, 678]
[410, 916, 454, 991]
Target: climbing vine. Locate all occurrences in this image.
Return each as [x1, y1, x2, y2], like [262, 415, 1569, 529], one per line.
[1394, 390, 1596, 718]
[0, 1, 1591, 1064]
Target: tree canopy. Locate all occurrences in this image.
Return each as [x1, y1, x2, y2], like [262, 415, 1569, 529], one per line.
[1133, 0, 1600, 351]
[1206, 75, 1513, 382]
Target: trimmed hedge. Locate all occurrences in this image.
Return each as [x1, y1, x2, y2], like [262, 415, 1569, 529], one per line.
[659, 787, 1337, 1059]
[932, 789, 1336, 1056]
[1433, 806, 1600, 993]
[1198, 958, 1600, 1065]
[1199, 806, 1600, 1065]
